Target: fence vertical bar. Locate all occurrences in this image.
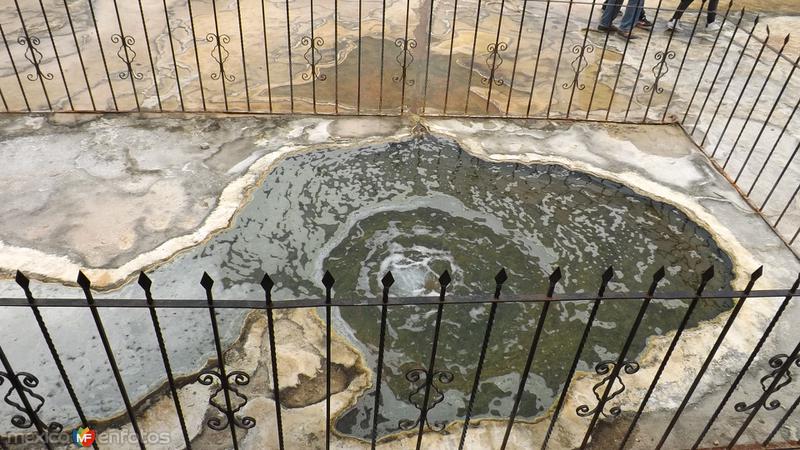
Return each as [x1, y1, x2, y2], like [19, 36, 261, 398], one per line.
[111, 0, 140, 111]
[322, 271, 334, 450]
[604, 9, 636, 121]
[260, 0, 273, 112]
[284, 0, 294, 112]
[398, 0, 412, 113]
[235, 0, 250, 111]
[724, 35, 790, 174]
[692, 273, 800, 449]
[500, 268, 562, 449]
[160, 0, 183, 111]
[200, 272, 240, 450]
[0, 23, 30, 112]
[420, 0, 436, 114]
[705, 29, 768, 152]
[678, 1, 732, 124]
[210, 0, 229, 111]
[13, 0, 53, 110]
[261, 274, 285, 450]
[0, 345, 54, 450]
[464, 0, 483, 114]
[661, 0, 709, 122]
[458, 269, 508, 449]
[34, 0, 74, 110]
[377, 0, 386, 112]
[580, 267, 666, 449]
[655, 266, 764, 449]
[414, 271, 451, 450]
[61, 0, 95, 110]
[370, 272, 394, 449]
[525, 0, 551, 117]
[15, 271, 97, 450]
[485, 0, 507, 113]
[442, 0, 460, 115]
[77, 271, 146, 450]
[84, 0, 117, 110]
[186, 0, 206, 111]
[748, 94, 800, 198]
[566, 0, 597, 119]
[541, 267, 614, 450]
[136, 0, 162, 111]
[774, 180, 800, 228]
[759, 141, 800, 210]
[504, 0, 529, 116]
[689, 11, 750, 136]
[714, 32, 789, 164]
[334, 0, 338, 113]
[138, 273, 192, 449]
[356, 0, 361, 112]
[546, 0, 573, 118]
[618, 266, 715, 449]
[624, 0, 664, 122]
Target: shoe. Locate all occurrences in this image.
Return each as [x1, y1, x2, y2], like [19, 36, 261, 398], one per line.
[617, 30, 638, 40]
[706, 20, 721, 32]
[666, 19, 682, 32]
[598, 24, 620, 33]
[636, 18, 654, 29]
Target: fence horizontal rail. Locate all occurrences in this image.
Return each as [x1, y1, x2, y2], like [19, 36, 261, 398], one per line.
[0, 288, 792, 309]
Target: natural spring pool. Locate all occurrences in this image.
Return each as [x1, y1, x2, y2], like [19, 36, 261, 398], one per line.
[120, 133, 734, 440]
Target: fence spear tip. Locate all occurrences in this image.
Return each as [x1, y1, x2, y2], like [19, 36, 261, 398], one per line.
[14, 270, 29, 289]
[702, 266, 715, 283]
[260, 273, 274, 292]
[322, 270, 335, 288]
[137, 272, 152, 290]
[76, 270, 91, 289]
[549, 267, 562, 285]
[602, 266, 614, 283]
[381, 272, 395, 288]
[495, 268, 508, 285]
[200, 272, 214, 290]
[439, 270, 451, 287]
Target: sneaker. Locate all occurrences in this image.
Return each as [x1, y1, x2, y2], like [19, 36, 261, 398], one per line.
[666, 19, 682, 32]
[706, 20, 721, 32]
[617, 29, 639, 40]
[598, 24, 620, 33]
[636, 18, 654, 29]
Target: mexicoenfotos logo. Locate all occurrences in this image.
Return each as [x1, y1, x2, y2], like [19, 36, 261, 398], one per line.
[71, 427, 96, 447]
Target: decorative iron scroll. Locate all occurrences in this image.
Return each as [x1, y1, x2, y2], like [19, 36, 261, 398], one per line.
[301, 36, 326, 81]
[576, 360, 640, 418]
[393, 38, 417, 86]
[18, 36, 53, 82]
[644, 50, 676, 94]
[207, 33, 235, 83]
[0, 371, 62, 433]
[398, 368, 454, 432]
[481, 42, 507, 87]
[735, 353, 800, 412]
[110, 34, 143, 81]
[563, 43, 594, 90]
[198, 369, 255, 430]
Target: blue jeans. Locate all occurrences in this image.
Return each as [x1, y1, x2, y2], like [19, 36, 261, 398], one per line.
[601, 0, 644, 32]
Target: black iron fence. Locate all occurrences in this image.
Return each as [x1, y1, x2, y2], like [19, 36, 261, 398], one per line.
[0, 266, 798, 449]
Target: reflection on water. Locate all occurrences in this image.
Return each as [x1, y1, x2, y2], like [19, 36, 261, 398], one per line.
[154, 133, 732, 440]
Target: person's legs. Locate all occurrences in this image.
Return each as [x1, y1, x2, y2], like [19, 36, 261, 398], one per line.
[670, 0, 695, 22]
[707, 0, 720, 24]
[600, 0, 624, 28]
[619, 0, 643, 32]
